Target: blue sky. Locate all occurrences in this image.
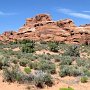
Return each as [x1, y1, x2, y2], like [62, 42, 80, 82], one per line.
[0, 0, 90, 34]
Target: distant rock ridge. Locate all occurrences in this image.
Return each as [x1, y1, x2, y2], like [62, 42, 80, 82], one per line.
[80, 24, 90, 27]
[0, 14, 90, 44]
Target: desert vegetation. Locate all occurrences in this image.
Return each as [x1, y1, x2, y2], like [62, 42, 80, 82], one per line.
[0, 40, 90, 90]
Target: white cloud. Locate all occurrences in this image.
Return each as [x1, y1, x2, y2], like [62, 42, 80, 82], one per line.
[58, 8, 71, 13]
[0, 11, 16, 16]
[57, 8, 90, 20]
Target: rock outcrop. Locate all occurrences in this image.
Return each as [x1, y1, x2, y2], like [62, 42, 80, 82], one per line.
[0, 31, 17, 42]
[0, 14, 90, 44]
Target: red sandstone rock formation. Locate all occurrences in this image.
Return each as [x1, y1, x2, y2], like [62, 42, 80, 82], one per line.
[0, 14, 90, 44]
[0, 31, 17, 42]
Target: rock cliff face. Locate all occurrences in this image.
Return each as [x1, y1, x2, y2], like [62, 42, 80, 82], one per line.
[0, 14, 90, 44]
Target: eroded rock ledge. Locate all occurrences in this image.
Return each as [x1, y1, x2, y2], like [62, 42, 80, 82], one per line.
[0, 14, 90, 44]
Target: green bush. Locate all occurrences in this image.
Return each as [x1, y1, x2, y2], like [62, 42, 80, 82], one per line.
[22, 43, 35, 53]
[33, 71, 53, 88]
[28, 61, 38, 70]
[19, 39, 34, 44]
[27, 61, 33, 69]
[44, 73, 53, 87]
[19, 59, 29, 67]
[6, 49, 16, 55]
[25, 73, 34, 83]
[38, 60, 56, 74]
[11, 58, 19, 64]
[60, 56, 73, 65]
[40, 41, 47, 44]
[84, 70, 90, 77]
[59, 65, 82, 77]
[59, 87, 74, 90]
[64, 45, 80, 57]
[53, 55, 61, 62]
[33, 71, 44, 88]
[3, 65, 25, 83]
[38, 54, 52, 60]
[59, 65, 70, 77]
[76, 58, 86, 67]
[69, 66, 81, 76]
[0, 57, 10, 69]
[48, 42, 59, 52]
[24, 67, 31, 74]
[81, 76, 88, 83]
[76, 58, 90, 69]
[21, 40, 35, 53]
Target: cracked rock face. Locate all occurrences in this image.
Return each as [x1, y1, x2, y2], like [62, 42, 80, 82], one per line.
[0, 14, 90, 44]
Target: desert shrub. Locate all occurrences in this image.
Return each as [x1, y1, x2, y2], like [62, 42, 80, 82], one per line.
[8, 43, 19, 49]
[33, 62, 39, 70]
[29, 56, 37, 61]
[11, 57, 19, 64]
[19, 59, 29, 67]
[59, 65, 82, 77]
[21, 40, 35, 53]
[16, 53, 22, 59]
[33, 71, 45, 88]
[76, 58, 86, 67]
[60, 56, 73, 65]
[69, 66, 82, 76]
[7, 49, 16, 55]
[43, 73, 53, 86]
[35, 42, 48, 51]
[38, 54, 52, 61]
[58, 43, 69, 51]
[38, 60, 56, 74]
[28, 61, 33, 69]
[76, 58, 90, 69]
[22, 53, 38, 61]
[48, 41, 59, 52]
[9, 40, 18, 45]
[59, 65, 70, 77]
[81, 76, 88, 83]
[0, 57, 10, 69]
[84, 70, 90, 77]
[33, 71, 53, 88]
[64, 45, 80, 57]
[22, 43, 35, 53]
[53, 55, 61, 62]
[16, 52, 31, 60]
[86, 60, 90, 69]
[0, 41, 3, 45]
[0, 60, 3, 69]
[3, 65, 25, 83]
[59, 87, 74, 90]
[40, 41, 47, 44]
[25, 73, 34, 83]
[18, 39, 34, 44]
[24, 67, 31, 74]
[82, 45, 90, 55]
[28, 61, 38, 70]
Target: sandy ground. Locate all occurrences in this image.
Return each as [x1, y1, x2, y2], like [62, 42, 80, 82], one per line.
[12, 47, 20, 51]
[0, 72, 90, 90]
[0, 74, 26, 90]
[35, 50, 59, 55]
